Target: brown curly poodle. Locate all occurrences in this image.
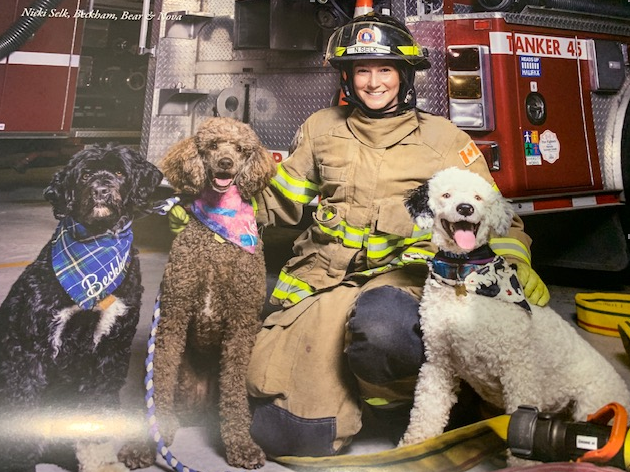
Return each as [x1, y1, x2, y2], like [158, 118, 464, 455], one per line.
[119, 117, 276, 469]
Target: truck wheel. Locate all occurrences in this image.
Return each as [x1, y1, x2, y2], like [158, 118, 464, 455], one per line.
[621, 102, 630, 259]
[622, 103, 630, 201]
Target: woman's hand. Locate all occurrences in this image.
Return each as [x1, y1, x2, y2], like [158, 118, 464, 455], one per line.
[168, 204, 190, 234]
[515, 262, 550, 306]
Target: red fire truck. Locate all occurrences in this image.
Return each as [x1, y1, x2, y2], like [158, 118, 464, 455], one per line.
[1, 0, 629, 271]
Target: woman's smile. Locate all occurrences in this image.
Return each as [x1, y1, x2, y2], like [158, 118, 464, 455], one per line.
[353, 60, 400, 111]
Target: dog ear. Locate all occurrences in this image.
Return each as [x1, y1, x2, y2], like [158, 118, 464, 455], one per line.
[43, 148, 93, 220]
[404, 184, 434, 230]
[44, 165, 71, 220]
[487, 192, 515, 237]
[235, 143, 277, 201]
[124, 148, 163, 208]
[160, 137, 205, 195]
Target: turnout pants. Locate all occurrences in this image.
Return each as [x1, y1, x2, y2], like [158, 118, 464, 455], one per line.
[246, 268, 427, 457]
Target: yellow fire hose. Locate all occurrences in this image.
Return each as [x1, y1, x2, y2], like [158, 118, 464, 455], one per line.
[275, 405, 630, 472]
[575, 292, 630, 337]
[275, 415, 510, 472]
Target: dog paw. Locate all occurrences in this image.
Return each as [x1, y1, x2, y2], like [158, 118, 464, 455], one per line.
[77, 440, 130, 472]
[93, 464, 130, 472]
[398, 431, 422, 448]
[225, 441, 266, 469]
[117, 442, 156, 470]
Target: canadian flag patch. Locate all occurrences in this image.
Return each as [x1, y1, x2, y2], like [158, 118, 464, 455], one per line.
[458, 141, 483, 167]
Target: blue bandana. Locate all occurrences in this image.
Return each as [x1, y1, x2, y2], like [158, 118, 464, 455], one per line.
[51, 218, 133, 309]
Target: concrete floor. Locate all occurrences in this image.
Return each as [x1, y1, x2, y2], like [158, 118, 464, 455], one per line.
[1, 163, 630, 472]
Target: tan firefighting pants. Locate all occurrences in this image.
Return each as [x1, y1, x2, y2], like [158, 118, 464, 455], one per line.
[246, 268, 426, 457]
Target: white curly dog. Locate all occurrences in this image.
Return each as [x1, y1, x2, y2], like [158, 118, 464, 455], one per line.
[399, 167, 630, 447]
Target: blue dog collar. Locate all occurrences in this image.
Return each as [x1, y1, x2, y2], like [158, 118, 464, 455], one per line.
[430, 246, 496, 281]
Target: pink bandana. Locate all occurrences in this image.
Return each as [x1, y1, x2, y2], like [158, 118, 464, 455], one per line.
[191, 186, 258, 254]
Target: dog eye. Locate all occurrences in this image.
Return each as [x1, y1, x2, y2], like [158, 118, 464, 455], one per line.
[235, 145, 242, 153]
[475, 195, 482, 201]
[81, 171, 92, 181]
[442, 193, 450, 198]
[209, 142, 218, 150]
[115, 171, 124, 178]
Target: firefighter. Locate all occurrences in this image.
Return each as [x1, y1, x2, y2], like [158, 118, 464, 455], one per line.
[170, 11, 550, 457]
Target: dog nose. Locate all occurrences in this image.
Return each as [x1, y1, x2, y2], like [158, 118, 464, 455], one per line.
[457, 203, 474, 216]
[92, 185, 111, 199]
[218, 158, 233, 170]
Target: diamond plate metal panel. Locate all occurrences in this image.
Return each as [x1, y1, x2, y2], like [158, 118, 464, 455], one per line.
[197, 17, 236, 62]
[191, 71, 339, 149]
[143, 24, 202, 163]
[594, 76, 630, 191]
[145, 115, 194, 162]
[155, 39, 199, 88]
[408, 19, 448, 117]
[141, 0, 347, 163]
[249, 73, 339, 148]
[398, 0, 415, 17]
[591, 93, 615, 189]
[142, 0, 225, 163]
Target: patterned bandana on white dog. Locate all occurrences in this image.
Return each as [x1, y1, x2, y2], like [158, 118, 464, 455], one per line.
[431, 246, 532, 313]
[52, 218, 133, 310]
[191, 185, 258, 254]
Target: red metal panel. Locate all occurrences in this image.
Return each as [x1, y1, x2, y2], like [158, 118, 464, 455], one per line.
[508, 33, 602, 193]
[0, 1, 21, 31]
[0, 1, 19, 121]
[9, 0, 82, 54]
[0, 0, 84, 133]
[444, 17, 604, 198]
[1, 65, 78, 132]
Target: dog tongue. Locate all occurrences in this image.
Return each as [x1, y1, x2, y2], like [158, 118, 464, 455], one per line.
[214, 178, 233, 187]
[454, 229, 476, 251]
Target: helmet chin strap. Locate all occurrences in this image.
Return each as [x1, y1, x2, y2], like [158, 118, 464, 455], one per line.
[340, 63, 418, 118]
[342, 93, 414, 118]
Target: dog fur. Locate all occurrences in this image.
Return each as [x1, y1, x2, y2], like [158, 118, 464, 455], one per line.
[399, 167, 630, 448]
[119, 117, 276, 469]
[0, 144, 162, 472]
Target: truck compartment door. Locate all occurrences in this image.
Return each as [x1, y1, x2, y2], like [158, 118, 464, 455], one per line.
[490, 31, 602, 193]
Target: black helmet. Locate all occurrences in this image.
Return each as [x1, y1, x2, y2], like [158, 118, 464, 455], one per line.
[325, 13, 430, 117]
[325, 12, 430, 70]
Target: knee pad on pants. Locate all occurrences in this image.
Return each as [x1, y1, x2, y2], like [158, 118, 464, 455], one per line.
[347, 285, 425, 385]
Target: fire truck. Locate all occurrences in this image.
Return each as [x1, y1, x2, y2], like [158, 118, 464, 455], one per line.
[1, 0, 630, 271]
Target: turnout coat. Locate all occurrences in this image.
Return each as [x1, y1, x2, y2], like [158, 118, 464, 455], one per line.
[247, 105, 532, 455]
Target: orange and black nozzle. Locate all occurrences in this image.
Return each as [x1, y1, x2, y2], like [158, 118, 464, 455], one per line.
[507, 403, 629, 470]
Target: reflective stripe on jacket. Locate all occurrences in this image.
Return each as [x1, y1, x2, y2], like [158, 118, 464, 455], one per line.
[257, 106, 532, 307]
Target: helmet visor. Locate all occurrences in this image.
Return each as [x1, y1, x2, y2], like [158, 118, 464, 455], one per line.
[325, 18, 429, 69]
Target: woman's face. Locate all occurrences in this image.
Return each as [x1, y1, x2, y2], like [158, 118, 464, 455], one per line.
[352, 60, 400, 111]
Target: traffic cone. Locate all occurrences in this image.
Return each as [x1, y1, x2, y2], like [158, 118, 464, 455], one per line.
[354, 0, 373, 17]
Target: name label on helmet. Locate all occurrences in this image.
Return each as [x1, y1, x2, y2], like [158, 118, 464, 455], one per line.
[347, 44, 391, 55]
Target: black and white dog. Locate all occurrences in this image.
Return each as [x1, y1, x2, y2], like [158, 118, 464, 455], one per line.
[0, 144, 162, 472]
[399, 167, 630, 455]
